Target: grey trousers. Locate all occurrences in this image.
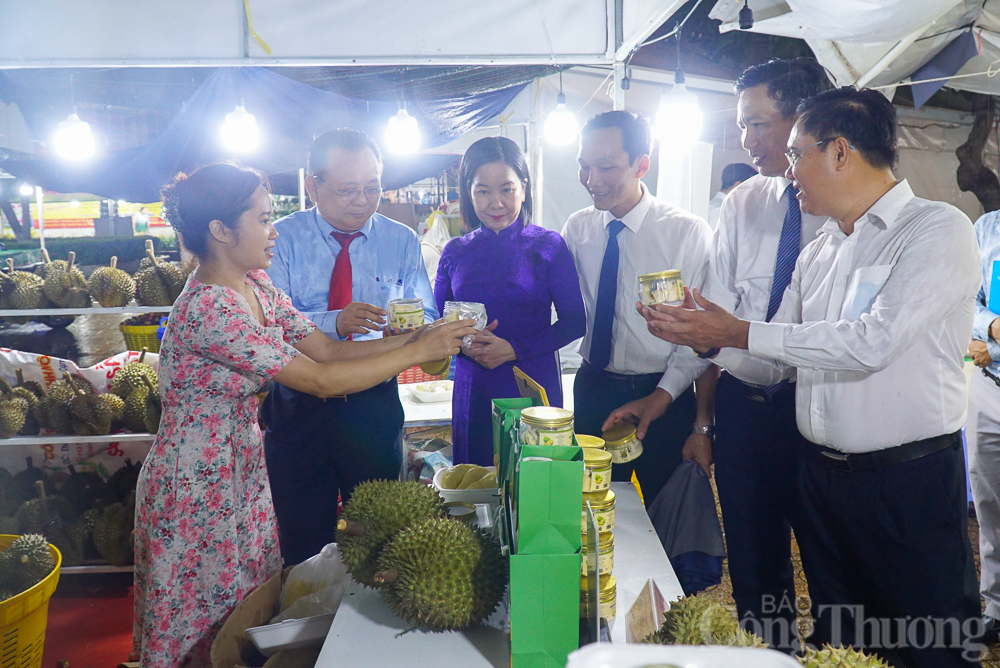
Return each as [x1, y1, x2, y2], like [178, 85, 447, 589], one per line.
[968, 369, 1000, 618]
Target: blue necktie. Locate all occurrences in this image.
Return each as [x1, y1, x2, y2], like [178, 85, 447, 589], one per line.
[589, 220, 626, 371]
[766, 185, 802, 322]
[762, 185, 801, 396]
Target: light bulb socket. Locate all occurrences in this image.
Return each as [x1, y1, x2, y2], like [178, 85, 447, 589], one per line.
[739, 1, 754, 30]
[557, 92, 567, 105]
[675, 69, 686, 85]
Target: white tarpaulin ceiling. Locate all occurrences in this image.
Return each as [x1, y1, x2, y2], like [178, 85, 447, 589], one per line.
[0, 0, 686, 67]
[709, 0, 1000, 97]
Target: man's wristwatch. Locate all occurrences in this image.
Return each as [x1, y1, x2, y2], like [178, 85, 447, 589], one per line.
[691, 424, 715, 439]
[696, 347, 720, 359]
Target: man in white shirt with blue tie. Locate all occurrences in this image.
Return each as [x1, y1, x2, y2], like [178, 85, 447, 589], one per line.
[643, 87, 982, 668]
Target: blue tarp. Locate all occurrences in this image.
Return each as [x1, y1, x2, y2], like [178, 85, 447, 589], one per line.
[0, 67, 525, 200]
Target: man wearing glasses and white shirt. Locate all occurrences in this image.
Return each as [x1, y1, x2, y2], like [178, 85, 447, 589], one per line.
[264, 129, 437, 565]
[641, 87, 981, 667]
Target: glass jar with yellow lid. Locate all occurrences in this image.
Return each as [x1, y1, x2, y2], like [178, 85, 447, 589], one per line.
[638, 270, 684, 307]
[519, 406, 574, 446]
[580, 574, 617, 620]
[583, 448, 612, 492]
[602, 422, 644, 464]
[388, 297, 424, 331]
[582, 489, 616, 534]
[580, 530, 614, 576]
[575, 434, 605, 449]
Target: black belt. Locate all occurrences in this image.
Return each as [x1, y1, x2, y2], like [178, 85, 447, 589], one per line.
[581, 361, 661, 385]
[805, 431, 960, 473]
[722, 372, 793, 403]
[983, 368, 1000, 388]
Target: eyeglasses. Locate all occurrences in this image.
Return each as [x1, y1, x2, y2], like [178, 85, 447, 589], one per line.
[785, 138, 856, 167]
[314, 176, 383, 201]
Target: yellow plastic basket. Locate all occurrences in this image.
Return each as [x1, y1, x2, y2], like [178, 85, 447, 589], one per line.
[120, 324, 161, 353]
[0, 535, 62, 668]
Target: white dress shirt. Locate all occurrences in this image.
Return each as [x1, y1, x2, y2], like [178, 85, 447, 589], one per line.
[707, 191, 725, 231]
[714, 180, 981, 453]
[562, 184, 714, 400]
[705, 174, 828, 321]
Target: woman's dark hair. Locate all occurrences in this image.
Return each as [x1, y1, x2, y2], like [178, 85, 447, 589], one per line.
[458, 136, 532, 231]
[160, 162, 269, 257]
[796, 86, 898, 170]
[734, 57, 832, 119]
[581, 111, 652, 165]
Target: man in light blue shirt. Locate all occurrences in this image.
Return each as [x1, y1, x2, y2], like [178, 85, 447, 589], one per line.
[263, 128, 437, 564]
[968, 210, 1000, 644]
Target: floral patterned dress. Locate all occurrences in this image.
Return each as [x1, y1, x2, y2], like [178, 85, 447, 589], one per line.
[133, 270, 315, 667]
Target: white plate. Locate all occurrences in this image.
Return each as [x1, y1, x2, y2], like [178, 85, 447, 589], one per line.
[246, 613, 335, 657]
[432, 465, 500, 505]
[409, 380, 454, 403]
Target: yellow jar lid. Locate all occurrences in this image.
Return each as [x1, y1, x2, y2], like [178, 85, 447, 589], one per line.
[638, 270, 681, 282]
[581, 531, 614, 551]
[602, 422, 637, 447]
[521, 406, 574, 428]
[575, 434, 605, 448]
[583, 448, 613, 468]
[582, 489, 616, 510]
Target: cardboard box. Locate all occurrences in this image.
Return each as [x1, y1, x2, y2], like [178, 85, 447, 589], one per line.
[211, 568, 290, 668]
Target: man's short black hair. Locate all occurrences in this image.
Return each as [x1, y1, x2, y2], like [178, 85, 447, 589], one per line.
[734, 58, 833, 118]
[721, 163, 757, 190]
[581, 110, 652, 164]
[308, 129, 384, 177]
[796, 86, 898, 170]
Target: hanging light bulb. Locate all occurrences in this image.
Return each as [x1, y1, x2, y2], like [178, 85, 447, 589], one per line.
[221, 101, 260, 152]
[385, 107, 420, 155]
[18, 184, 33, 197]
[545, 72, 578, 145]
[655, 74, 703, 153]
[54, 112, 96, 161]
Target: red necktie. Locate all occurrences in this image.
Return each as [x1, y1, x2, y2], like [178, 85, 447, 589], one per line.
[328, 231, 362, 311]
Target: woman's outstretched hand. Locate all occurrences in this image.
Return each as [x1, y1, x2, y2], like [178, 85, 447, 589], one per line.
[412, 319, 479, 363]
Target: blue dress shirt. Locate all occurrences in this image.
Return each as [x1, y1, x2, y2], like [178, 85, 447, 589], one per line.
[973, 211, 1000, 373]
[267, 207, 438, 341]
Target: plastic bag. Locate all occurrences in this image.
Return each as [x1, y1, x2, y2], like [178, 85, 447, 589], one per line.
[271, 543, 349, 624]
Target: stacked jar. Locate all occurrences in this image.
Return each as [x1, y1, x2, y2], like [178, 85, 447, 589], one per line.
[580, 436, 616, 621]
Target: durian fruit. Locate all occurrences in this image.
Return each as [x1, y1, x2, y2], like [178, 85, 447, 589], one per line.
[0, 468, 18, 517]
[34, 248, 64, 280]
[13, 457, 53, 504]
[121, 382, 149, 433]
[71, 506, 101, 560]
[16, 481, 81, 567]
[87, 256, 136, 307]
[798, 645, 890, 668]
[92, 491, 135, 566]
[337, 480, 446, 588]
[14, 369, 45, 400]
[373, 518, 508, 631]
[107, 458, 141, 502]
[0, 377, 29, 438]
[0, 534, 55, 594]
[644, 594, 765, 647]
[110, 348, 157, 399]
[0, 258, 47, 323]
[59, 465, 113, 514]
[12, 370, 42, 436]
[134, 241, 184, 306]
[140, 375, 161, 434]
[41, 251, 91, 308]
[69, 389, 122, 436]
[37, 373, 94, 435]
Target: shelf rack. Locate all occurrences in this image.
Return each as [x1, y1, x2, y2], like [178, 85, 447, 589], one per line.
[0, 306, 171, 317]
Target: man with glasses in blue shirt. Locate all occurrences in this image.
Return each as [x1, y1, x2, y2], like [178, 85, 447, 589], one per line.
[264, 128, 438, 565]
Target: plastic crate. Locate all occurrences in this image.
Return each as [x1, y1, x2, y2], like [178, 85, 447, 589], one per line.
[120, 323, 161, 353]
[0, 535, 62, 668]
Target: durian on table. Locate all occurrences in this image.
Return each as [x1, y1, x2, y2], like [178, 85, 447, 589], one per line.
[0, 258, 47, 323]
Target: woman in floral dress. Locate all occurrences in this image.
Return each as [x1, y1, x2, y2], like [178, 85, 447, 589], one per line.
[132, 163, 474, 667]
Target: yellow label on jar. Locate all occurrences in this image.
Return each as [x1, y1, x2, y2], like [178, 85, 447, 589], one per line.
[581, 505, 616, 533]
[584, 464, 612, 493]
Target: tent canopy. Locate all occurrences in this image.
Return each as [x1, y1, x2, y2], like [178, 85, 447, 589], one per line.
[709, 0, 1000, 97]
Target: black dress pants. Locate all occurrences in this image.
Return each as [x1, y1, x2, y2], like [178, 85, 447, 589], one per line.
[795, 438, 981, 667]
[573, 362, 696, 506]
[262, 379, 404, 565]
[713, 372, 805, 649]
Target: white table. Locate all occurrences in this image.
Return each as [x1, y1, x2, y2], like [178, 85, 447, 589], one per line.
[400, 373, 576, 427]
[315, 483, 680, 667]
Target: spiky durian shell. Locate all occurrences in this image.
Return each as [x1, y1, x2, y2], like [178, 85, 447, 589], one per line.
[337, 480, 446, 588]
[0, 397, 28, 438]
[798, 645, 890, 668]
[375, 518, 507, 631]
[646, 595, 741, 645]
[134, 260, 183, 306]
[0, 534, 54, 593]
[110, 363, 157, 399]
[87, 258, 136, 307]
[92, 494, 134, 566]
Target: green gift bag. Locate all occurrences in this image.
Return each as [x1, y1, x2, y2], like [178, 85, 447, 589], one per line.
[513, 444, 583, 555]
[492, 397, 538, 485]
[509, 552, 580, 668]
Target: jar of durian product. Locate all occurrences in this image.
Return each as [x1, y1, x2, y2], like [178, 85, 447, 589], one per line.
[388, 297, 424, 331]
[575, 434, 605, 450]
[580, 530, 614, 576]
[581, 489, 616, 534]
[602, 423, 644, 464]
[519, 407, 575, 446]
[638, 270, 684, 307]
[583, 448, 612, 493]
[580, 574, 617, 620]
